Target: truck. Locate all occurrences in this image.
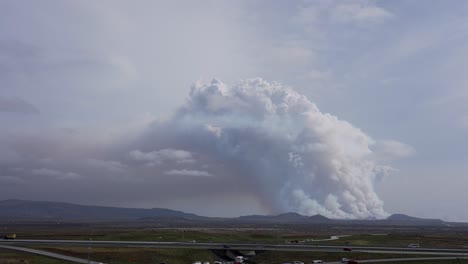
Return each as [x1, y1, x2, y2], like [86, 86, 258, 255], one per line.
[4, 233, 16, 239]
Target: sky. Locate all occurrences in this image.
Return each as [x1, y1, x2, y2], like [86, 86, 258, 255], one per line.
[1, 0, 467, 221]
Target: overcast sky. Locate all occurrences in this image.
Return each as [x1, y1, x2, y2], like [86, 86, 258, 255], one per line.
[1, 0, 467, 221]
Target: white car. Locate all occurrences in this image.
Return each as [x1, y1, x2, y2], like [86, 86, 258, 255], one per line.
[235, 256, 244, 263]
[293, 261, 304, 264]
[193, 262, 202, 264]
[341, 258, 349, 263]
[407, 243, 420, 248]
[312, 260, 323, 264]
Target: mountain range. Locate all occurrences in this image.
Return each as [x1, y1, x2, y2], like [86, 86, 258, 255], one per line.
[0, 199, 448, 225]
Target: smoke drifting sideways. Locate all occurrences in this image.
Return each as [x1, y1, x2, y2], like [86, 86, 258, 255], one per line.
[136, 78, 390, 219]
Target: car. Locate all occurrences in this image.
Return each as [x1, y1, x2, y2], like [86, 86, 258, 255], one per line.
[235, 256, 244, 264]
[193, 262, 202, 264]
[312, 260, 323, 264]
[214, 261, 223, 264]
[203, 262, 210, 264]
[407, 243, 420, 248]
[341, 258, 349, 263]
[293, 261, 304, 264]
[348, 260, 359, 264]
[343, 247, 353, 251]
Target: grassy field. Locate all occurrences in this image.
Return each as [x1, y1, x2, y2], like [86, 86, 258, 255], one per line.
[8, 227, 468, 248]
[31, 245, 460, 264]
[4, 226, 468, 264]
[0, 249, 70, 264]
[62, 229, 468, 249]
[311, 233, 468, 248]
[32, 246, 215, 264]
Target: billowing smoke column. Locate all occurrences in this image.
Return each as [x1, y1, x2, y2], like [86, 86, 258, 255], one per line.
[146, 78, 388, 219]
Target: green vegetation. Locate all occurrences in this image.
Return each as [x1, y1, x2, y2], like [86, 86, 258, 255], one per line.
[312, 233, 468, 248]
[6, 227, 468, 264]
[29, 246, 467, 264]
[33, 247, 215, 264]
[13, 227, 468, 248]
[0, 249, 70, 264]
[93, 229, 291, 243]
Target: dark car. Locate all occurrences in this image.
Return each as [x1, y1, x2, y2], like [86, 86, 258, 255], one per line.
[348, 260, 359, 264]
[343, 247, 352, 251]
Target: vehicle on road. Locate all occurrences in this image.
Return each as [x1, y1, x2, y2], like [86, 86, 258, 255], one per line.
[407, 243, 420, 248]
[293, 261, 304, 264]
[235, 256, 245, 263]
[193, 261, 202, 264]
[343, 247, 352, 251]
[348, 260, 359, 264]
[4, 233, 16, 239]
[341, 258, 349, 263]
[312, 260, 323, 263]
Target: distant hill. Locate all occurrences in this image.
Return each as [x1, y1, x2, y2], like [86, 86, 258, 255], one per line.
[0, 200, 447, 225]
[237, 212, 330, 223]
[0, 199, 203, 220]
[309, 214, 331, 222]
[275, 212, 306, 220]
[386, 214, 444, 224]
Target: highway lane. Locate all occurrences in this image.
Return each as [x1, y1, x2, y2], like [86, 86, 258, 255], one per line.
[2, 239, 468, 255]
[3, 240, 468, 264]
[0, 245, 104, 264]
[326, 256, 468, 263]
[359, 256, 468, 263]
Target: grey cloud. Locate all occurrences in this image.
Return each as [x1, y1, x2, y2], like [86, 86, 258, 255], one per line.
[374, 140, 416, 159]
[293, 0, 393, 26]
[0, 175, 25, 184]
[31, 168, 81, 180]
[331, 1, 393, 23]
[164, 169, 212, 177]
[0, 96, 39, 114]
[86, 159, 127, 173]
[129, 149, 195, 166]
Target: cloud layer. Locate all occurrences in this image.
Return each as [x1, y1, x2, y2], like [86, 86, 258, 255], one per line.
[0, 97, 39, 114]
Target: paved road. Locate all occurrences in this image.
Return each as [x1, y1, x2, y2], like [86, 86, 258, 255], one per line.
[3, 240, 468, 263]
[2, 239, 468, 255]
[0, 244, 104, 264]
[326, 256, 468, 263]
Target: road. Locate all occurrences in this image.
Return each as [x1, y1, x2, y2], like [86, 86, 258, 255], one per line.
[2, 239, 468, 263]
[326, 256, 468, 263]
[3, 239, 468, 255]
[0, 244, 103, 264]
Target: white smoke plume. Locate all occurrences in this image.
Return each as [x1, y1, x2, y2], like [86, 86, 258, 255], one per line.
[137, 78, 390, 219]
